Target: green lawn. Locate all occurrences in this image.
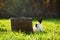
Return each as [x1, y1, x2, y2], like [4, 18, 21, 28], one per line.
[0, 19, 60, 40]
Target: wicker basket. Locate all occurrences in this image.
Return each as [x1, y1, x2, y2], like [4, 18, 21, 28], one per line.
[11, 18, 33, 33]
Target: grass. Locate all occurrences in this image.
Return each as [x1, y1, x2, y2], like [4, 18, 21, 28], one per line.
[0, 18, 60, 40]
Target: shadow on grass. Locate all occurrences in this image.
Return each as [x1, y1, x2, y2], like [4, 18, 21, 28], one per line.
[0, 28, 7, 32]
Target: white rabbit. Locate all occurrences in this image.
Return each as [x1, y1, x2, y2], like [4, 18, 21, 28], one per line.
[33, 21, 43, 32]
[33, 17, 43, 32]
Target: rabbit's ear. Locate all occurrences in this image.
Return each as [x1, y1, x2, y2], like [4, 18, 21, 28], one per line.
[38, 17, 43, 23]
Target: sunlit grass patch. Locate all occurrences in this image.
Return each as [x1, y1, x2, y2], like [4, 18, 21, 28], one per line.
[0, 18, 60, 40]
[0, 19, 11, 31]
